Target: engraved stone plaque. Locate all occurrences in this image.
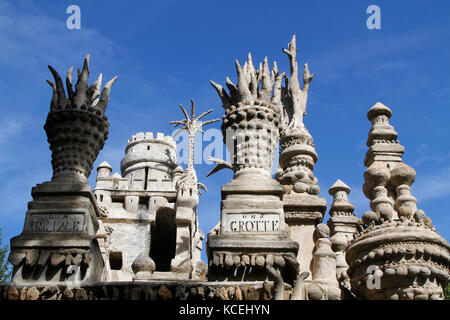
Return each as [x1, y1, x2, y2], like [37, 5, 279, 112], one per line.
[224, 213, 280, 232]
[25, 213, 86, 233]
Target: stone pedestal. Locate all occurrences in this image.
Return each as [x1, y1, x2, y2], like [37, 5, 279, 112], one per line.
[207, 174, 299, 284]
[8, 182, 104, 285]
[282, 193, 327, 280]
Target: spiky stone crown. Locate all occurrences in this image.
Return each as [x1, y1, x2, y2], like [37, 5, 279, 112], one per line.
[46, 54, 117, 116]
[210, 35, 314, 131]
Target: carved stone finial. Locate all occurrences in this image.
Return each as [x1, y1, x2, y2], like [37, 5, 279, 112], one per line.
[44, 54, 118, 183]
[327, 179, 358, 244]
[132, 252, 156, 280]
[328, 180, 354, 217]
[364, 102, 404, 167]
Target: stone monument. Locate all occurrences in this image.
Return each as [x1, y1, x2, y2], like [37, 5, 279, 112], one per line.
[8, 55, 117, 285]
[93, 132, 179, 281]
[206, 38, 300, 285]
[2, 41, 449, 301]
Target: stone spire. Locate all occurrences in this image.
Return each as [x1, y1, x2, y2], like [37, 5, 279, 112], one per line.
[364, 102, 404, 167]
[327, 180, 358, 292]
[327, 180, 358, 241]
[346, 103, 450, 300]
[275, 35, 327, 283]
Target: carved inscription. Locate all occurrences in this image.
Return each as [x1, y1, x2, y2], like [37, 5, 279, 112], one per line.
[26, 213, 85, 233]
[225, 213, 280, 232]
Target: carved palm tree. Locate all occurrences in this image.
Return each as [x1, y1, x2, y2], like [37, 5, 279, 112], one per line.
[170, 99, 219, 194]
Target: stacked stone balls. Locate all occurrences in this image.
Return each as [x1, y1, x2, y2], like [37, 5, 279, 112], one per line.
[221, 102, 281, 173]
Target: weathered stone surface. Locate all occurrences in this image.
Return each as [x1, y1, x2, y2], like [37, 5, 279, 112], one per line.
[63, 287, 74, 300]
[75, 288, 88, 300]
[158, 285, 173, 300]
[7, 287, 19, 300]
[19, 287, 27, 300]
[262, 282, 272, 300]
[26, 287, 40, 300]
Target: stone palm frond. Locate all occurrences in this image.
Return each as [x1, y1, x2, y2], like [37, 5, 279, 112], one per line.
[170, 99, 220, 136]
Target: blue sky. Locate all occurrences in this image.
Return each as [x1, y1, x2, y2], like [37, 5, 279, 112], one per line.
[0, 0, 449, 262]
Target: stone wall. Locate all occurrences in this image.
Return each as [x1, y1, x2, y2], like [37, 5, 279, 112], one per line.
[0, 281, 282, 301]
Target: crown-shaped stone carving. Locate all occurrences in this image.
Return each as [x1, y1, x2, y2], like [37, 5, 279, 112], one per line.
[44, 54, 118, 183]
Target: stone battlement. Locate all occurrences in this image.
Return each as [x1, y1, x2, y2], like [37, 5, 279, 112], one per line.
[126, 132, 176, 150]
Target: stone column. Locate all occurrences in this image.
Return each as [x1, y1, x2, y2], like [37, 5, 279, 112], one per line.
[275, 36, 327, 281]
[8, 55, 118, 285]
[207, 40, 300, 285]
[307, 224, 340, 300]
[327, 180, 359, 243]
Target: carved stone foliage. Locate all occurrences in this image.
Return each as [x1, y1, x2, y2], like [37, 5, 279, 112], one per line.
[44, 54, 117, 183]
[8, 249, 91, 284]
[211, 53, 284, 176]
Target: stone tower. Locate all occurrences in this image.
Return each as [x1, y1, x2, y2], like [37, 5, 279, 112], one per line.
[93, 132, 183, 281]
[346, 102, 450, 300]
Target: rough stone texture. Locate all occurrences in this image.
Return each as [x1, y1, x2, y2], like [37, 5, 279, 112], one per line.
[346, 103, 450, 300]
[94, 132, 179, 281]
[0, 281, 283, 301]
[327, 180, 359, 291]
